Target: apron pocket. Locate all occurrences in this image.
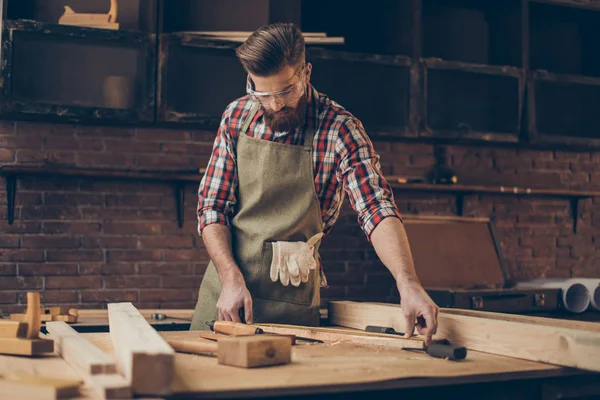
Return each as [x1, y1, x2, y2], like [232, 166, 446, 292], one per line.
[256, 241, 317, 306]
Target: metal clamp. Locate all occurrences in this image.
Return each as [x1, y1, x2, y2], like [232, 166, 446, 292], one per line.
[471, 296, 484, 310]
[534, 293, 546, 307]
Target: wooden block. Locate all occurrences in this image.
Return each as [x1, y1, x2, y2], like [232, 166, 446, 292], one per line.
[0, 337, 54, 356]
[24, 292, 41, 339]
[217, 336, 292, 368]
[41, 307, 71, 316]
[46, 321, 117, 375]
[87, 374, 132, 399]
[108, 302, 174, 396]
[0, 321, 27, 338]
[0, 373, 81, 400]
[52, 315, 78, 323]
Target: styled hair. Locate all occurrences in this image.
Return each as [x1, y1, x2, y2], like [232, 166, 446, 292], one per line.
[235, 22, 305, 77]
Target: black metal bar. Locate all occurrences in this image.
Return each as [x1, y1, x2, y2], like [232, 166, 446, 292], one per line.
[175, 182, 185, 228]
[571, 197, 580, 234]
[6, 174, 16, 225]
[456, 193, 465, 216]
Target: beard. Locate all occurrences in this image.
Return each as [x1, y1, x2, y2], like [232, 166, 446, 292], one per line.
[263, 94, 307, 133]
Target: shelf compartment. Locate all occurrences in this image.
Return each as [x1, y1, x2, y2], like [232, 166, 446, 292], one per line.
[307, 48, 415, 138]
[527, 71, 600, 147]
[157, 35, 246, 126]
[421, 59, 524, 143]
[422, 0, 522, 66]
[6, 0, 158, 32]
[301, 0, 417, 57]
[0, 20, 156, 123]
[529, 0, 600, 77]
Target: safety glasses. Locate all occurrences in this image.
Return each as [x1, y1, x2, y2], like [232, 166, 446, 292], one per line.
[246, 64, 306, 109]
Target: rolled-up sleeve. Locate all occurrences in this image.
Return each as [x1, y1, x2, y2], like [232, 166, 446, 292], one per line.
[336, 118, 402, 240]
[197, 106, 238, 236]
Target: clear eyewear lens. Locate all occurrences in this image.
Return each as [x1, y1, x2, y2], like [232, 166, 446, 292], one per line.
[253, 83, 303, 108]
[246, 74, 305, 108]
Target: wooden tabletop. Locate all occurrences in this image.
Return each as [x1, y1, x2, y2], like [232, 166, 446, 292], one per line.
[0, 330, 583, 399]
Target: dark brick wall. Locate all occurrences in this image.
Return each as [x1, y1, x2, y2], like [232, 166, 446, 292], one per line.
[0, 120, 598, 313]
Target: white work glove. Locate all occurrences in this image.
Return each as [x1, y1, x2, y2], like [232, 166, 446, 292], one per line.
[270, 232, 324, 287]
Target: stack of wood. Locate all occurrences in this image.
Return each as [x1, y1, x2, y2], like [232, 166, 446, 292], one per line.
[188, 31, 345, 45]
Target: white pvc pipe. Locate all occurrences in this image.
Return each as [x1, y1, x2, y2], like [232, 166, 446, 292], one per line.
[572, 278, 600, 311]
[515, 278, 590, 313]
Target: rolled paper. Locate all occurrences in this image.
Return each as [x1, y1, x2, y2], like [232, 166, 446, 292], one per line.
[515, 278, 590, 313]
[572, 278, 600, 311]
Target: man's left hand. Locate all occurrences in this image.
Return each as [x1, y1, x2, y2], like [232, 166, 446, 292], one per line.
[398, 280, 439, 346]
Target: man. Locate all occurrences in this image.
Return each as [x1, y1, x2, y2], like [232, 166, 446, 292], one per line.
[191, 23, 439, 345]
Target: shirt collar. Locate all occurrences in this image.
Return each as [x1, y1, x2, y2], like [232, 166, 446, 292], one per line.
[257, 82, 319, 137]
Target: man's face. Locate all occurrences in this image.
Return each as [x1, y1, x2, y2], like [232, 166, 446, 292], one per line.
[248, 64, 309, 133]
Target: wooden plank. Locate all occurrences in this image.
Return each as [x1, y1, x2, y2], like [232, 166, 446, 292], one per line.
[10, 313, 78, 323]
[0, 337, 54, 356]
[46, 321, 117, 375]
[108, 302, 174, 396]
[328, 301, 600, 372]
[0, 373, 81, 400]
[78, 308, 193, 320]
[81, 331, 569, 397]
[0, 321, 26, 338]
[86, 374, 132, 399]
[256, 323, 425, 350]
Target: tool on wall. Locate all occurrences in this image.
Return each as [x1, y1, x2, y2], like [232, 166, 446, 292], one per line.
[365, 325, 467, 360]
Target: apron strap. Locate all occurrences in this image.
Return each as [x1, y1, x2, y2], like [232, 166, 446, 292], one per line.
[240, 101, 261, 136]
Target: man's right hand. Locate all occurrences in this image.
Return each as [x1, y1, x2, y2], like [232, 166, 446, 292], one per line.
[216, 277, 253, 324]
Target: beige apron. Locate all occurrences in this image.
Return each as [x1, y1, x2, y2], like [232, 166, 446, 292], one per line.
[190, 102, 323, 330]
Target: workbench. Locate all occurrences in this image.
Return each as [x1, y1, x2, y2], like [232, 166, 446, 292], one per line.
[1, 330, 599, 400]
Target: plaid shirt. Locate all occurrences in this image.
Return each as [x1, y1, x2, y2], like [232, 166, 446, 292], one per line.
[197, 83, 402, 240]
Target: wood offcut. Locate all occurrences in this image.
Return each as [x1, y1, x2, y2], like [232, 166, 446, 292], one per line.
[108, 302, 174, 396]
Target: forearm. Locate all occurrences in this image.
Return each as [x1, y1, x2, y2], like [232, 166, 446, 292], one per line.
[201, 224, 244, 285]
[369, 217, 420, 291]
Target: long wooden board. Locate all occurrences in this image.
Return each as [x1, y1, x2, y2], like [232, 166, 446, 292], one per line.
[256, 323, 425, 349]
[108, 302, 174, 396]
[77, 309, 193, 320]
[328, 301, 600, 372]
[82, 331, 569, 398]
[46, 321, 131, 399]
[46, 321, 117, 375]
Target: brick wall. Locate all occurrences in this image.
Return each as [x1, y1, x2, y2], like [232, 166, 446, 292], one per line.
[0, 120, 598, 313]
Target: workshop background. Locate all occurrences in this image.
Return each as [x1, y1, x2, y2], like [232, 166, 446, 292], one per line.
[0, 0, 599, 313]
